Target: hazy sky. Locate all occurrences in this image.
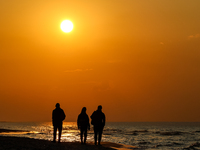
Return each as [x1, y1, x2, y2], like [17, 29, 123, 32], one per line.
[1, 0, 200, 122]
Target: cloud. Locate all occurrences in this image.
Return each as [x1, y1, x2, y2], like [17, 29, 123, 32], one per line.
[64, 69, 93, 73]
[188, 34, 200, 39]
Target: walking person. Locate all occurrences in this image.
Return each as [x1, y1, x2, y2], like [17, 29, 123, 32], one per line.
[90, 105, 106, 145]
[52, 103, 66, 143]
[77, 107, 90, 144]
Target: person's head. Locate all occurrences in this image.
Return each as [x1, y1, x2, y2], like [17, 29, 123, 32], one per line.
[81, 107, 86, 113]
[55, 103, 60, 108]
[97, 105, 102, 111]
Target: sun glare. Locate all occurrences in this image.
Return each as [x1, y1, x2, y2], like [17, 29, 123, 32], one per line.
[60, 20, 73, 33]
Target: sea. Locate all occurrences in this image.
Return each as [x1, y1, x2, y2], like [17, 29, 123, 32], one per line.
[0, 122, 200, 150]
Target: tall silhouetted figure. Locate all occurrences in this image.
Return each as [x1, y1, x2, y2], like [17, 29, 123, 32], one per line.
[52, 103, 66, 143]
[77, 107, 90, 144]
[90, 105, 106, 145]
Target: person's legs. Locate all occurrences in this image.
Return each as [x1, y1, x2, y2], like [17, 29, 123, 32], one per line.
[80, 128, 83, 144]
[98, 127, 103, 145]
[58, 124, 62, 143]
[84, 128, 87, 144]
[94, 126, 98, 145]
[53, 126, 57, 142]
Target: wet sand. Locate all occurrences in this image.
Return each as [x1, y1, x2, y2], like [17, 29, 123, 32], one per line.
[0, 136, 138, 150]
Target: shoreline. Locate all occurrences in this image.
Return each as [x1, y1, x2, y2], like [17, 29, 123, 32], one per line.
[0, 129, 28, 133]
[0, 136, 137, 150]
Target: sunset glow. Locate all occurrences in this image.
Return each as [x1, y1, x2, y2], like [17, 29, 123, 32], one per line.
[1, 0, 200, 122]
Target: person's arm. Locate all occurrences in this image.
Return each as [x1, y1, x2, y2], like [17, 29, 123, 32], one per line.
[63, 110, 66, 120]
[91, 111, 97, 125]
[102, 113, 106, 127]
[77, 115, 80, 129]
[52, 110, 54, 126]
[90, 112, 93, 120]
[87, 115, 90, 130]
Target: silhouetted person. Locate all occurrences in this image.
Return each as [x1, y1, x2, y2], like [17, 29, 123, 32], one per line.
[90, 105, 106, 145]
[77, 107, 90, 144]
[52, 103, 66, 143]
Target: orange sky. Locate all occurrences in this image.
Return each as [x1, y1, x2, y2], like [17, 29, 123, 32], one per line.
[1, 0, 200, 122]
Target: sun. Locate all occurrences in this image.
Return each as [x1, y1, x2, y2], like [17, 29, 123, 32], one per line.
[60, 20, 73, 33]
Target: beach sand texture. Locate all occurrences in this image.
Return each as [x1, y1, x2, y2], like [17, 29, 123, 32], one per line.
[0, 136, 137, 150]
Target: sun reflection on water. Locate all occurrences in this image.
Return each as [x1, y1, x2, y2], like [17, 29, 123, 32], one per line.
[0, 122, 95, 143]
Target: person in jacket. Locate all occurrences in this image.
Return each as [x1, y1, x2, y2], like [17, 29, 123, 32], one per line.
[52, 103, 66, 143]
[90, 105, 105, 145]
[77, 107, 90, 144]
